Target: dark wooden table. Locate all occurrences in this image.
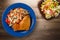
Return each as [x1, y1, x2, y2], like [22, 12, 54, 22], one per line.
[0, 0, 60, 40]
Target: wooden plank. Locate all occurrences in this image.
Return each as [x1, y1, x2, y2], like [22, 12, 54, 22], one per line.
[0, 19, 60, 32]
[0, 28, 60, 40]
[0, 19, 60, 29]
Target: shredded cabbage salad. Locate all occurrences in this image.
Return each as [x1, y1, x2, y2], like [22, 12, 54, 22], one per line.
[41, 0, 60, 19]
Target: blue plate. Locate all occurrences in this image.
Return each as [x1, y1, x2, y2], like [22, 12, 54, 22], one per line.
[2, 3, 36, 37]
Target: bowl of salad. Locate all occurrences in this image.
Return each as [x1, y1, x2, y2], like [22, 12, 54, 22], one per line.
[38, 0, 60, 20]
[2, 3, 36, 37]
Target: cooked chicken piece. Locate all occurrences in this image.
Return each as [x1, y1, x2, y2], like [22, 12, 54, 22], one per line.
[19, 15, 30, 31]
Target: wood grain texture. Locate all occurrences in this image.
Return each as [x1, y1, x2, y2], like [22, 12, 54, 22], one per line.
[0, 0, 60, 40]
